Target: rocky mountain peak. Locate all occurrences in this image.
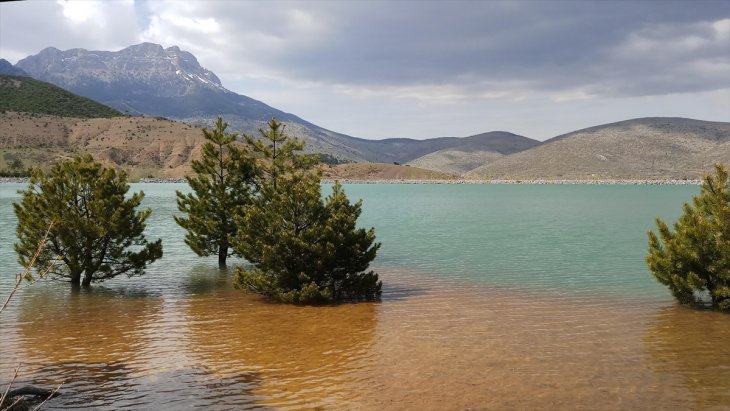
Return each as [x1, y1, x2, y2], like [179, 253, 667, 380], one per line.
[16, 42, 223, 100]
[121, 42, 166, 56]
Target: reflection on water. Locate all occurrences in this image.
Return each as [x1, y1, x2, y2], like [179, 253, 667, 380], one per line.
[181, 264, 378, 406]
[1, 266, 729, 410]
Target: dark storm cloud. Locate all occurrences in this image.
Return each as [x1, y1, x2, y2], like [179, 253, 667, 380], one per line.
[206, 0, 730, 98]
[2, 0, 727, 99]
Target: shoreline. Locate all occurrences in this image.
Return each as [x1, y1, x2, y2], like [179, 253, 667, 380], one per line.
[321, 178, 702, 185]
[1, 177, 702, 185]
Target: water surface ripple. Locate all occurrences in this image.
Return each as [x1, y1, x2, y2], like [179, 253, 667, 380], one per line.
[1, 183, 728, 409]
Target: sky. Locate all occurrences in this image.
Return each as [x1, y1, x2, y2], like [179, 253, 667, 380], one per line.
[1, 0, 729, 141]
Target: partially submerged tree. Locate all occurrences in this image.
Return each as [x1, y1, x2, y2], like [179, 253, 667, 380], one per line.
[233, 118, 381, 303]
[175, 116, 255, 267]
[13, 155, 162, 287]
[243, 117, 317, 190]
[646, 164, 730, 312]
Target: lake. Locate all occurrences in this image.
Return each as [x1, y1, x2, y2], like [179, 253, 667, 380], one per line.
[1, 183, 728, 409]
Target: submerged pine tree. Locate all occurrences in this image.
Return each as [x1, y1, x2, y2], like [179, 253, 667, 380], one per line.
[175, 116, 255, 267]
[646, 164, 730, 312]
[13, 155, 162, 286]
[233, 118, 381, 303]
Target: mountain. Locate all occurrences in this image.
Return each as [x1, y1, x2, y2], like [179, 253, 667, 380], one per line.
[0, 75, 122, 118]
[466, 117, 730, 180]
[14, 43, 537, 163]
[0, 59, 28, 76]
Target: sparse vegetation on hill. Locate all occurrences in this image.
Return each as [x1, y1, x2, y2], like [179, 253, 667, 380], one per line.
[0, 112, 204, 179]
[0, 75, 122, 118]
[322, 162, 457, 181]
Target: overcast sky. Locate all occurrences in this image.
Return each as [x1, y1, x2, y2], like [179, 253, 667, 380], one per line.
[1, 0, 729, 140]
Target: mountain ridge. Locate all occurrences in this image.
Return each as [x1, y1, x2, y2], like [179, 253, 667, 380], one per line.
[13, 43, 538, 163]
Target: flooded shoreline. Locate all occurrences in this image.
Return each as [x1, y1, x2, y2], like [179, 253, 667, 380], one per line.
[2, 182, 722, 409]
[2, 267, 728, 410]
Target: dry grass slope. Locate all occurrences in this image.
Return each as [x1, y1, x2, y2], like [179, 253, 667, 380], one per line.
[322, 163, 457, 181]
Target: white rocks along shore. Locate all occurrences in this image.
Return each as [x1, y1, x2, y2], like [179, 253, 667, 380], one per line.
[1, 177, 702, 185]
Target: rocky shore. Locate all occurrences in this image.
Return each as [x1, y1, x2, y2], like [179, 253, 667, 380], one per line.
[1, 177, 702, 185]
[321, 178, 702, 185]
[137, 177, 188, 183]
[0, 177, 28, 184]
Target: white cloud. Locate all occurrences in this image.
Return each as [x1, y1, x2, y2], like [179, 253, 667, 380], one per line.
[0, 0, 140, 61]
[57, 0, 101, 24]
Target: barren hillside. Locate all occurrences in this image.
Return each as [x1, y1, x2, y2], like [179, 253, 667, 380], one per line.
[322, 163, 457, 181]
[466, 118, 730, 180]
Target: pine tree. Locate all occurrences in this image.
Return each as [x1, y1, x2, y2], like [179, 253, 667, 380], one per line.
[243, 117, 317, 190]
[233, 118, 381, 303]
[319, 183, 381, 301]
[13, 155, 162, 287]
[646, 164, 730, 311]
[175, 116, 255, 267]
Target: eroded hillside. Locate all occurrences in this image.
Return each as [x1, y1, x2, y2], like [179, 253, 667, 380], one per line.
[0, 112, 204, 178]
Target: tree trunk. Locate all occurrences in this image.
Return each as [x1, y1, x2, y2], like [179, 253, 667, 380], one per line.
[7, 385, 60, 398]
[82, 274, 92, 287]
[70, 271, 81, 286]
[218, 246, 227, 268]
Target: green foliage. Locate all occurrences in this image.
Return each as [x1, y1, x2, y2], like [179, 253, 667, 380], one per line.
[175, 117, 255, 267]
[0, 75, 122, 118]
[233, 118, 381, 303]
[243, 117, 318, 189]
[13, 155, 162, 286]
[647, 164, 730, 311]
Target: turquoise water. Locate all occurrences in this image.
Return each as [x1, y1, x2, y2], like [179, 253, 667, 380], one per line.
[4, 182, 725, 410]
[1, 183, 694, 299]
[346, 183, 694, 299]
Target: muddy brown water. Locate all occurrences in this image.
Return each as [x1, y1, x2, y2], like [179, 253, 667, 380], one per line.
[1, 268, 728, 410]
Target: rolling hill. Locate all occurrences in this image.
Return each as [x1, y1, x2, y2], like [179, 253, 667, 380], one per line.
[466, 118, 730, 180]
[405, 131, 540, 175]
